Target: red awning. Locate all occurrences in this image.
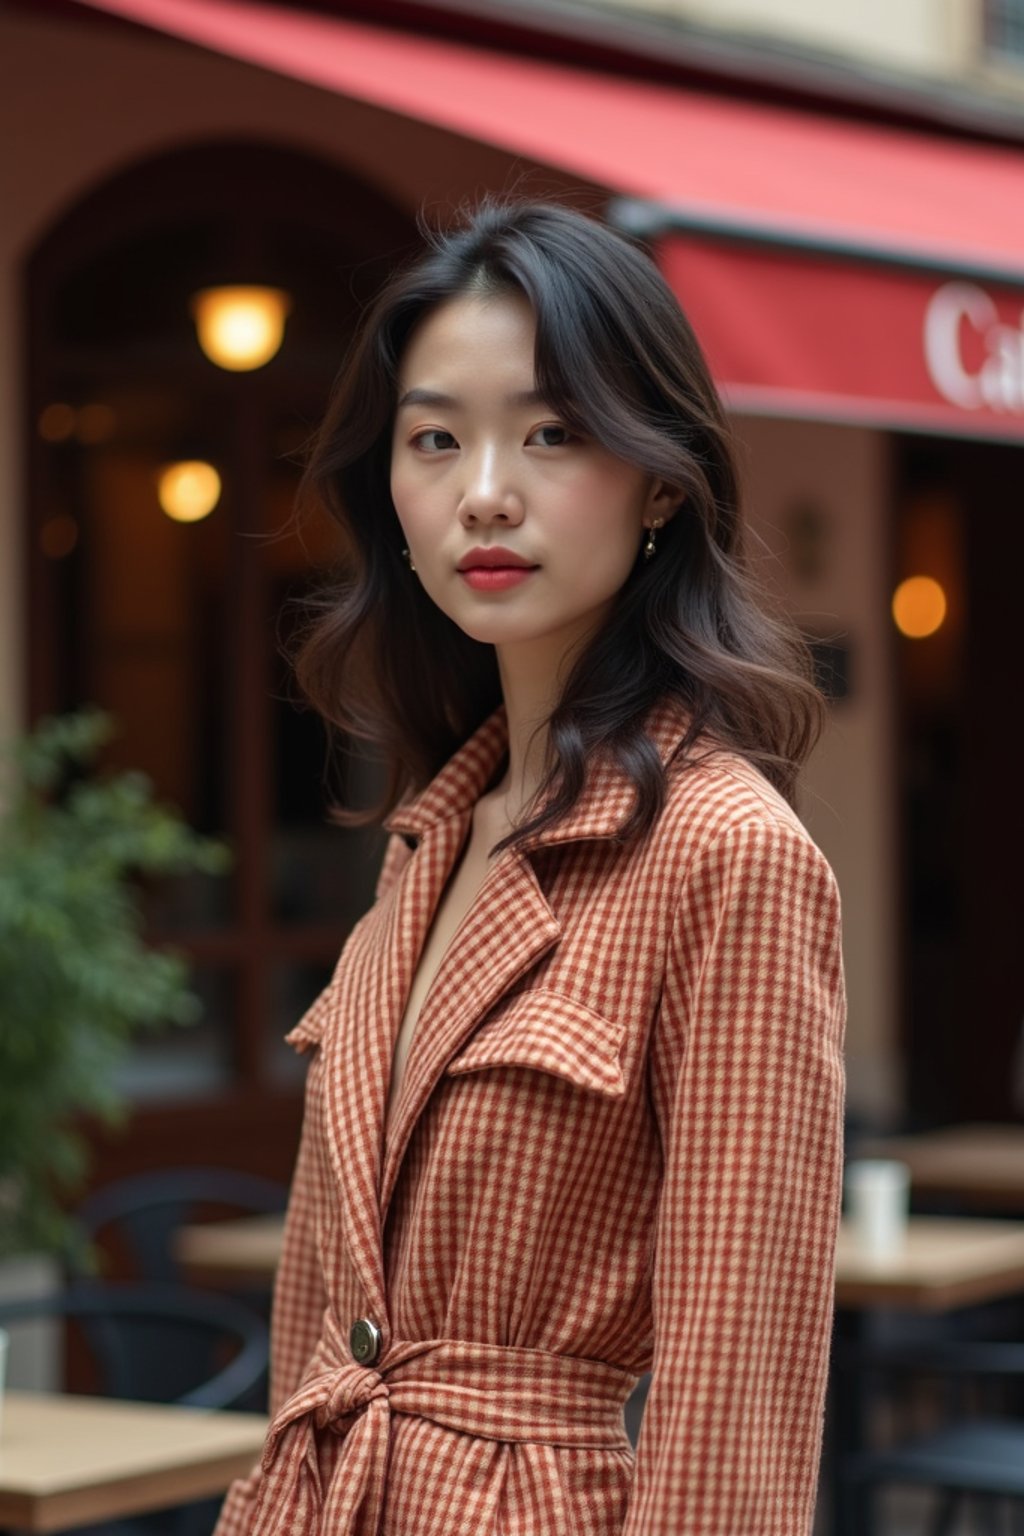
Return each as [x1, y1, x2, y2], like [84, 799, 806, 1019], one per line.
[658, 239, 1024, 439]
[70, 0, 1024, 440]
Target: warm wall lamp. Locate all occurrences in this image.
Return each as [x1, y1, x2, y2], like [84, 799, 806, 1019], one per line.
[189, 285, 292, 371]
[892, 574, 947, 639]
[157, 460, 222, 522]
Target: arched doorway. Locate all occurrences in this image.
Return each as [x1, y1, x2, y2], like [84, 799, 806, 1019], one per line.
[26, 139, 414, 1178]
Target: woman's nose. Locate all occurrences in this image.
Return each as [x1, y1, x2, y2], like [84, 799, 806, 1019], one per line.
[458, 446, 524, 524]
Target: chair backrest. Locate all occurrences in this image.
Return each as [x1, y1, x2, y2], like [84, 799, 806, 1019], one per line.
[0, 1282, 269, 1410]
[75, 1167, 288, 1284]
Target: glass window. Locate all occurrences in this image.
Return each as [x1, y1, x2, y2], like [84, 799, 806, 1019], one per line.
[984, 0, 1024, 61]
[29, 144, 410, 1110]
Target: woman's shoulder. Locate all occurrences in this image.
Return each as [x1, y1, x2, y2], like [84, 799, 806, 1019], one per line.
[653, 734, 835, 889]
[641, 695, 812, 839]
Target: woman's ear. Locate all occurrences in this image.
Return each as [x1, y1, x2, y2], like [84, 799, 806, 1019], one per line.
[645, 479, 686, 524]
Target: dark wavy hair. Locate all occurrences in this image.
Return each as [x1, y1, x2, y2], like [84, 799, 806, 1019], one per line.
[289, 195, 827, 854]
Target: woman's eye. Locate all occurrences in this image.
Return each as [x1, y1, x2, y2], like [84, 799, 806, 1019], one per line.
[412, 429, 457, 452]
[528, 424, 573, 447]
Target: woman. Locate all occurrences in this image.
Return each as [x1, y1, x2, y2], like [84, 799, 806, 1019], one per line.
[214, 197, 846, 1536]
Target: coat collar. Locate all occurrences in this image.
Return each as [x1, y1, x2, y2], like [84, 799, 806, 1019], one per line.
[381, 692, 697, 850]
[330, 691, 702, 1328]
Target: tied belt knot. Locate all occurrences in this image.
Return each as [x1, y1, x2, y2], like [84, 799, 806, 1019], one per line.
[310, 1360, 387, 1433]
[250, 1313, 636, 1536]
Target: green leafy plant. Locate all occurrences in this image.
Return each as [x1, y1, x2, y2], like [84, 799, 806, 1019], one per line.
[0, 707, 231, 1258]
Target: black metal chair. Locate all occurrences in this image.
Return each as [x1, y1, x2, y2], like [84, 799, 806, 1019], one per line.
[0, 1283, 269, 1536]
[74, 1166, 288, 1288]
[0, 1280, 269, 1406]
[834, 1335, 1024, 1536]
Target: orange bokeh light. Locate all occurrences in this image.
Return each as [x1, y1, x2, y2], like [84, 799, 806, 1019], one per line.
[892, 575, 947, 638]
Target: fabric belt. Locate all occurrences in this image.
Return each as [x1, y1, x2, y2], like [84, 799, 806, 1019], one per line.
[250, 1312, 636, 1536]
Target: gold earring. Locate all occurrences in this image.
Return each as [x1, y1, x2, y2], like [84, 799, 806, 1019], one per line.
[642, 517, 664, 561]
[402, 546, 417, 573]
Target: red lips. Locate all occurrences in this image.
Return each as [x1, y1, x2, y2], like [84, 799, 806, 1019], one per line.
[456, 547, 538, 571]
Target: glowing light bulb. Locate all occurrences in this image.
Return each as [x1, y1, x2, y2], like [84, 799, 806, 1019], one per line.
[157, 460, 221, 522]
[190, 285, 292, 371]
[892, 575, 947, 638]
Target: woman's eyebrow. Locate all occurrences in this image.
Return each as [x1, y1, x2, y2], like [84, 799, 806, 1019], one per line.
[396, 387, 548, 410]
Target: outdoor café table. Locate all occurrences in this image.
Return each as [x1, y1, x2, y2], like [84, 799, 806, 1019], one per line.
[0, 1391, 267, 1534]
[855, 1121, 1024, 1212]
[182, 1204, 1024, 1303]
[176, 1211, 1024, 1533]
[827, 1213, 1024, 1536]
[174, 1211, 284, 1288]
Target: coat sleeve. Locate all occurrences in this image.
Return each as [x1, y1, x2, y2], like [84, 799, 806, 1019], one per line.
[621, 817, 847, 1536]
[212, 833, 411, 1536]
[209, 1053, 329, 1535]
[269, 829, 412, 1403]
[266, 1071, 329, 1414]
[265, 832, 414, 1407]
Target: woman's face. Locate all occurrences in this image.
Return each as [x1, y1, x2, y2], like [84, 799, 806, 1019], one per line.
[390, 289, 678, 658]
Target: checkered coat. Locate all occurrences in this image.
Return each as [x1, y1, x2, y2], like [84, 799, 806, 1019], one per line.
[213, 694, 847, 1535]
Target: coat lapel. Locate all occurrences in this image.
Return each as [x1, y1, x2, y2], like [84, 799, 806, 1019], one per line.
[319, 705, 515, 1319]
[318, 810, 469, 1325]
[321, 694, 698, 1320]
[377, 845, 562, 1232]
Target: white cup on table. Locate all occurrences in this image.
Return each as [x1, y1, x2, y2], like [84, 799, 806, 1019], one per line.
[844, 1158, 910, 1261]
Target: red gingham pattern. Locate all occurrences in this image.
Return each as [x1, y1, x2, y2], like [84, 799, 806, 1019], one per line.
[212, 695, 846, 1535]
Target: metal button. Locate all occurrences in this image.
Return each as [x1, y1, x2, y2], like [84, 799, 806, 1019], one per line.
[349, 1317, 382, 1366]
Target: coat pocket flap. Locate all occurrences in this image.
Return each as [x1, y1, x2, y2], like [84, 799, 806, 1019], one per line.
[284, 987, 333, 1055]
[446, 989, 627, 1097]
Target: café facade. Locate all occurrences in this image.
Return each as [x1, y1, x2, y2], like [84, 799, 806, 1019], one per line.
[2, 0, 1022, 1187]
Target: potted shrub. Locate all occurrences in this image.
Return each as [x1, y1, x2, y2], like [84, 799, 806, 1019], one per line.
[0, 706, 231, 1275]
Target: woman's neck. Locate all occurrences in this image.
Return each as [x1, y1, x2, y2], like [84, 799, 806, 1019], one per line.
[488, 643, 566, 821]
[488, 606, 610, 821]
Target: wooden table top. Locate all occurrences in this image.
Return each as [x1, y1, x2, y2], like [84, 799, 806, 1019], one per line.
[179, 1210, 1024, 1315]
[835, 1214, 1024, 1310]
[175, 1212, 284, 1285]
[0, 1392, 268, 1534]
[855, 1122, 1024, 1209]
